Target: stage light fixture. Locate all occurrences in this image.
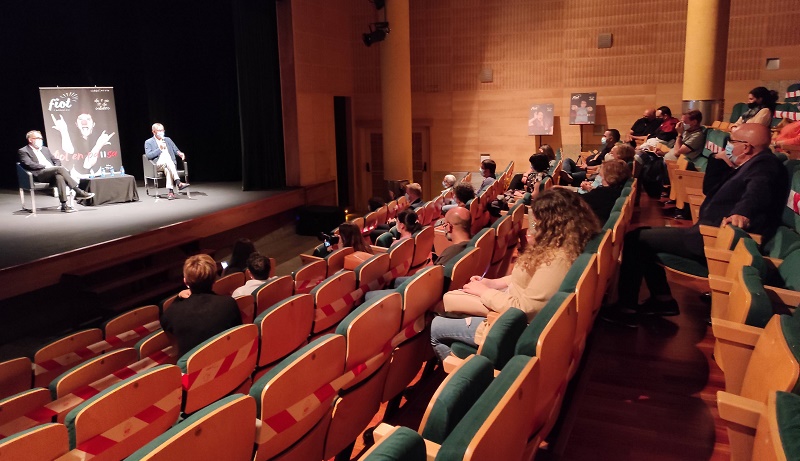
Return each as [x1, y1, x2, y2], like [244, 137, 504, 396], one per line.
[363, 22, 390, 47]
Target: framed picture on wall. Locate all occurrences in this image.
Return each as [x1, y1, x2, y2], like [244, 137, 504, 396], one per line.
[569, 92, 596, 125]
[527, 103, 554, 136]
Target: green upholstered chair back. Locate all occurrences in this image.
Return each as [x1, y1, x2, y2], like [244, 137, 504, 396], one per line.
[558, 253, 592, 293]
[361, 426, 426, 461]
[515, 292, 571, 357]
[420, 354, 494, 445]
[390, 226, 401, 240]
[375, 232, 395, 248]
[777, 249, 800, 291]
[773, 391, 800, 461]
[781, 314, 800, 394]
[730, 102, 748, 123]
[602, 211, 620, 231]
[582, 230, 608, 255]
[436, 355, 538, 461]
[458, 308, 528, 370]
[741, 266, 775, 328]
[611, 196, 627, 213]
[763, 226, 800, 260]
[620, 186, 632, 197]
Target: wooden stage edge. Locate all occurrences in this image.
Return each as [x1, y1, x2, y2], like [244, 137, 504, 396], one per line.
[0, 187, 312, 302]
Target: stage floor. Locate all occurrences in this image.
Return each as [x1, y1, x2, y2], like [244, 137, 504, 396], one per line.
[0, 182, 290, 270]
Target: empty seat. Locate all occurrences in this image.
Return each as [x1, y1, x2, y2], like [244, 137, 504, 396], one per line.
[253, 294, 314, 371]
[0, 423, 69, 460]
[0, 357, 32, 400]
[34, 329, 104, 388]
[253, 275, 295, 317]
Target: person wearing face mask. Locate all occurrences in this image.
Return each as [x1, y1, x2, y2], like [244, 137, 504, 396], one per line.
[561, 129, 620, 186]
[602, 124, 788, 327]
[17, 130, 95, 213]
[664, 110, 707, 170]
[144, 122, 189, 200]
[731, 86, 779, 131]
[476, 159, 497, 195]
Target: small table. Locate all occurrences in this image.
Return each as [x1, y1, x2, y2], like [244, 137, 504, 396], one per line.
[79, 174, 140, 206]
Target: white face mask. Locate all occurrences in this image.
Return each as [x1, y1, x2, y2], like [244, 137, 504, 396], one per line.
[600, 137, 607, 145]
[442, 182, 449, 188]
[32, 139, 43, 149]
[156, 130, 165, 139]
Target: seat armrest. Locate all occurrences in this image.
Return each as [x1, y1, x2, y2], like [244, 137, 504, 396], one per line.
[764, 286, 800, 309]
[708, 275, 733, 294]
[16, 164, 34, 189]
[705, 247, 733, 276]
[370, 245, 389, 254]
[372, 423, 397, 443]
[711, 317, 763, 347]
[299, 254, 323, 265]
[442, 354, 467, 374]
[716, 391, 765, 429]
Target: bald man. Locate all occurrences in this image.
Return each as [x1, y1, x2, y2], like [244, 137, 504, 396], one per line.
[434, 207, 472, 266]
[604, 123, 788, 326]
[627, 108, 661, 145]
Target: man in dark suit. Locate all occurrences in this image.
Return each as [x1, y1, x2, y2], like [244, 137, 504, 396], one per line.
[18, 130, 95, 213]
[144, 122, 189, 200]
[603, 123, 788, 326]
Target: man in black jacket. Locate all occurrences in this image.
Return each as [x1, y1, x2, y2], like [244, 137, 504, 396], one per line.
[604, 124, 788, 325]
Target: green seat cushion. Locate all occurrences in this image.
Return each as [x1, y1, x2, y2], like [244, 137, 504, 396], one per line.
[741, 266, 773, 328]
[620, 187, 632, 197]
[611, 197, 627, 213]
[778, 249, 800, 291]
[474, 308, 528, 370]
[420, 355, 494, 445]
[436, 355, 530, 460]
[451, 342, 478, 359]
[363, 426, 426, 461]
[390, 226, 401, 240]
[522, 192, 532, 205]
[468, 228, 493, 247]
[515, 292, 571, 357]
[763, 227, 800, 260]
[741, 238, 767, 280]
[776, 391, 800, 460]
[656, 253, 708, 278]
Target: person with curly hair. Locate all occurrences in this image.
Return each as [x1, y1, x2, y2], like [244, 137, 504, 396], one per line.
[430, 188, 601, 361]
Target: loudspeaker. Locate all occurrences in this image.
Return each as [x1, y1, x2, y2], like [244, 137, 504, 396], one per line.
[598, 33, 613, 49]
[295, 206, 345, 236]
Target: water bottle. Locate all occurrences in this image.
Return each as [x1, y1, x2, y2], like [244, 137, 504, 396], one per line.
[100, 168, 106, 178]
[120, 165, 125, 176]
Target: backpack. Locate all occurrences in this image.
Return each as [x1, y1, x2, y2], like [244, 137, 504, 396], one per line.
[639, 151, 665, 198]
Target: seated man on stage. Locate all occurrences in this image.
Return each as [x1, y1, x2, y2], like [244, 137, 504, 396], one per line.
[144, 122, 189, 200]
[17, 130, 95, 213]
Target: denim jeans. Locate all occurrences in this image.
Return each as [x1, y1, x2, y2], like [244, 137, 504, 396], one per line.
[430, 315, 483, 361]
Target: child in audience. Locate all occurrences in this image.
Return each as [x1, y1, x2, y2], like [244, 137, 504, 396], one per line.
[430, 188, 600, 361]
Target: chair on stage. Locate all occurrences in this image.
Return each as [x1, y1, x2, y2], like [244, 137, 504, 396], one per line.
[16, 162, 71, 215]
[141, 154, 189, 198]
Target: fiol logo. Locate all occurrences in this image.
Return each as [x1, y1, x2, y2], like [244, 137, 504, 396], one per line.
[48, 92, 78, 111]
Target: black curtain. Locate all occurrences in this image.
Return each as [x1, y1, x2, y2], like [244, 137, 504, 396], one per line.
[0, 1, 245, 189]
[232, 0, 286, 190]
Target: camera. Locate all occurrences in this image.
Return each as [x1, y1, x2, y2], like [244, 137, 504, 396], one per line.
[318, 232, 340, 248]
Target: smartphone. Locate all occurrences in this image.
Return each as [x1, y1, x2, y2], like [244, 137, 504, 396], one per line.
[324, 241, 331, 248]
[221, 261, 228, 269]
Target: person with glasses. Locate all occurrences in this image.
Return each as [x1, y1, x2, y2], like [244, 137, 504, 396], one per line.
[17, 130, 95, 213]
[602, 123, 788, 326]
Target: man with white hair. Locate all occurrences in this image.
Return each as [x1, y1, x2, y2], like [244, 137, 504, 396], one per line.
[144, 122, 189, 200]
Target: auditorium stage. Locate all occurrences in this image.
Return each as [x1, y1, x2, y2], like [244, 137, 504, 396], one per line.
[0, 182, 307, 301]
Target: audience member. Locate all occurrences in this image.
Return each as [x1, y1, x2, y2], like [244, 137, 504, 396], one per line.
[731, 86, 779, 130]
[562, 129, 621, 186]
[665, 110, 707, 169]
[441, 174, 457, 195]
[231, 253, 274, 298]
[453, 183, 476, 208]
[539, 144, 557, 165]
[579, 159, 631, 222]
[430, 188, 600, 361]
[435, 207, 473, 266]
[223, 238, 256, 276]
[476, 159, 497, 195]
[636, 106, 680, 154]
[395, 209, 422, 240]
[773, 119, 800, 151]
[521, 153, 552, 195]
[331, 222, 373, 255]
[603, 124, 789, 326]
[627, 108, 662, 145]
[367, 196, 385, 212]
[161, 254, 242, 356]
[405, 183, 424, 210]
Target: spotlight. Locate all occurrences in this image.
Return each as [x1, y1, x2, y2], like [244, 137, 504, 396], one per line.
[363, 22, 390, 47]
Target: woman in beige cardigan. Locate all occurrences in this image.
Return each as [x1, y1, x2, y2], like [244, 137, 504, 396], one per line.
[430, 188, 601, 361]
[731, 86, 778, 131]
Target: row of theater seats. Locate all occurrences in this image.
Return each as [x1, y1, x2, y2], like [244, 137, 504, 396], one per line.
[0, 172, 656, 461]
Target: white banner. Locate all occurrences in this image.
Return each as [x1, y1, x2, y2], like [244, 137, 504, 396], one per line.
[39, 87, 123, 177]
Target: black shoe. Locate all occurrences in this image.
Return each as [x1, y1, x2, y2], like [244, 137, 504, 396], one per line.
[60, 204, 76, 213]
[663, 199, 676, 206]
[699, 292, 712, 305]
[672, 209, 691, 220]
[637, 298, 680, 316]
[177, 182, 190, 191]
[599, 305, 639, 328]
[74, 189, 95, 200]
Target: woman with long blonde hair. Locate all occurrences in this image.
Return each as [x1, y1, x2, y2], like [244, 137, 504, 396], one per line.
[430, 188, 601, 361]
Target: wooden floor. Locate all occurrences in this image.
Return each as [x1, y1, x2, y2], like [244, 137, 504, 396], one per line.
[347, 192, 729, 460]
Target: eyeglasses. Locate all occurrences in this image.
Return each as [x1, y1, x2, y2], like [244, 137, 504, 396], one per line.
[728, 139, 749, 145]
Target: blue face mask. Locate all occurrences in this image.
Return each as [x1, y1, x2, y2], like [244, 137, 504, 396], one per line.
[601, 137, 607, 146]
[156, 131, 165, 139]
[724, 143, 738, 165]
